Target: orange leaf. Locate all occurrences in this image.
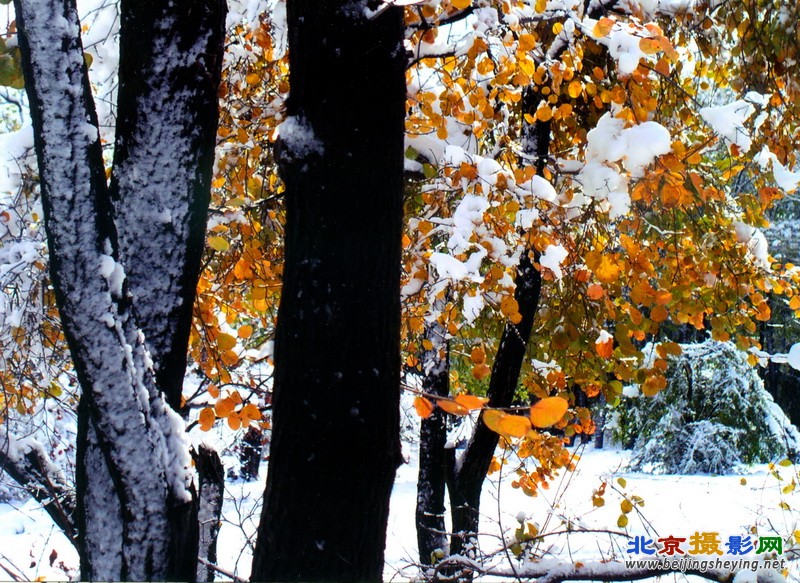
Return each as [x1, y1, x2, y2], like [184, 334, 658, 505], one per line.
[650, 305, 668, 323]
[587, 284, 604, 300]
[228, 415, 242, 430]
[198, 407, 216, 431]
[240, 403, 262, 422]
[483, 409, 506, 433]
[472, 363, 491, 380]
[215, 397, 235, 418]
[596, 338, 614, 359]
[530, 396, 569, 428]
[414, 396, 434, 419]
[455, 394, 488, 411]
[438, 399, 469, 416]
[238, 325, 253, 339]
[536, 106, 553, 122]
[498, 414, 532, 437]
[207, 383, 220, 398]
[470, 346, 486, 365]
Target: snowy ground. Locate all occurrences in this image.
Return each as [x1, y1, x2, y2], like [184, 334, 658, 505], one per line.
[2, 441, 797, 581]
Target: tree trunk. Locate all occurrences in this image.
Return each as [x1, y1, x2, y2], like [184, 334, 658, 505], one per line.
[447, 247, 542, 561]
[195, 446, 225, 583]
[416, 300, 450, 565]
[14, 0, 225, 579]
[239, 426, 263, 481]
[250, 1, 406, 581]
[109, 0, 226, 411]
[446, 86, 549, 571]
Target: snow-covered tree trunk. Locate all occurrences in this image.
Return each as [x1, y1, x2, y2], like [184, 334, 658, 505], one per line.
[416, 288, 450, 565]
[13, 0, 225, 579]
[250, 1, 406, 580]
[446, 87, 548, 571]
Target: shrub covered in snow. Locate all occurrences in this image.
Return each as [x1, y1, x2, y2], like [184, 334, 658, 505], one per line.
[610, 341, 800, 474]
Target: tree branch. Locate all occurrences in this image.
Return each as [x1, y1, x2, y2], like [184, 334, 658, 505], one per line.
[0, 435, 75, 544]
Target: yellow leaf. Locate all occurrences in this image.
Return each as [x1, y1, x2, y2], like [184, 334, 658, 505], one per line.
[238, 325, 254, 339]
[595, 255, 621, 284]
[536, 106, 553, 122]
[617, 514, 629, 528]
[639, 38, 661, 55]
[535, 0, 546, 12]
[497, 414, 532, 437]
[518, 34, 536, 52]
[451, 0, 470, 9]
[593, 17, 614, 38]
[567, 80, 582, 99]
[414, 396, 435, 419]
[620, 499, 633, 513]
[438, 399, 469, 416]
[500, 296, 519, 316]
[217, 332, 237, 351]
[530, 396, 569, 428]
[455, 394, 488, 411]
[208, 236, 230, 252]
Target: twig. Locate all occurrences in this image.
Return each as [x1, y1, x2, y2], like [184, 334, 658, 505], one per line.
[197, 557, 248, 583]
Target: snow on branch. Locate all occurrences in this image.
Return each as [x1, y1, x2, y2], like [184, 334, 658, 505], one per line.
[437, 556, 784, 583]
[0, 433, 75, 543]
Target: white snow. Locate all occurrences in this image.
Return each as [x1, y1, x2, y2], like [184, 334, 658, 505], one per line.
[540, 244, 568, 279]
[786, 343, 800, 371]
[277, 114, 324, 159]
[699, 100, 755, 152]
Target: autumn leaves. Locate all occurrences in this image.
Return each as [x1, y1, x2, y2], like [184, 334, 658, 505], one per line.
[414, 392, 569, 439]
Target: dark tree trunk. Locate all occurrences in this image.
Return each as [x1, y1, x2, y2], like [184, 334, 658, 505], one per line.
[239, 426, 263, 481]
[250, 1, 406, 581]
[447, 247, 542, 561]
[195, 446, 225, 583]
[14, 0, 225, 579]
[445, 87, 548, 571]
[416, 307, 450, 565]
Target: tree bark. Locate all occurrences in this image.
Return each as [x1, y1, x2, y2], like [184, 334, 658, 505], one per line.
[250, 1, 407, 580]
[109, 0, 226, 411]
[447, 247, 542, 561]
[446, 87, 549, 569]
[195, 445, 225, 583]
[14, 0, 225, 579]
[416, 297, 450, 565]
